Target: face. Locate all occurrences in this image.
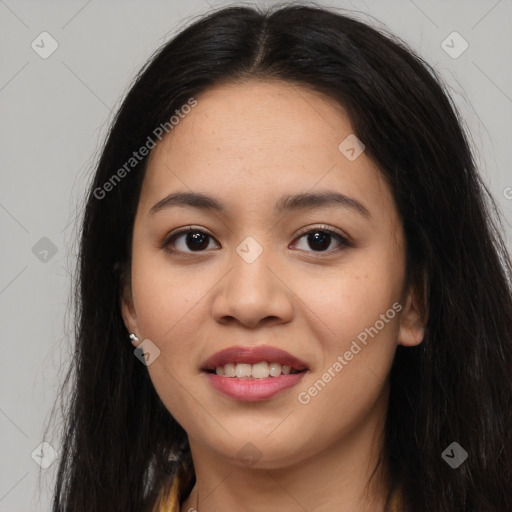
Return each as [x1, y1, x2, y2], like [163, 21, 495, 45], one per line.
[121, 80, 425, 469]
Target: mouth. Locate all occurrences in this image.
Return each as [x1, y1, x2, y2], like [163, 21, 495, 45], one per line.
[201, 345, 309, 378]
[201, 345, 309, 401]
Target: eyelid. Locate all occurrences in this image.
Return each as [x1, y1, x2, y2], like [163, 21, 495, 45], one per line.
[293, 224, 352, 245]
[160, 225, 215, 249]
[162, 224, 352, 253]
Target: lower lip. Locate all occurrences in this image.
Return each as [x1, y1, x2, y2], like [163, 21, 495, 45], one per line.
[204, 371, 307, 401]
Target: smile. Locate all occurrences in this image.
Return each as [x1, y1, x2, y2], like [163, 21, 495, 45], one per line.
[207, 361, 305, 378]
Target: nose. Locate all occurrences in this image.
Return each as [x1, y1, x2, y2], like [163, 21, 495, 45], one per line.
[211, 245, 294, 329]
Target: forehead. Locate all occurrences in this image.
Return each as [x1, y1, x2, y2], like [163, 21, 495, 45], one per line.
[156, 79, 351, 167]
[140, 79, 393, 219]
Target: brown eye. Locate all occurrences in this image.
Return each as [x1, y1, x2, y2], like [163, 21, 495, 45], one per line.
[163, 225, 351, 256]
[292, 226, 351, 254]
[164, 228, 219, 253]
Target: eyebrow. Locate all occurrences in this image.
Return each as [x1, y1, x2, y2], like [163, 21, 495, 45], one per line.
[149, 190, 371, 218]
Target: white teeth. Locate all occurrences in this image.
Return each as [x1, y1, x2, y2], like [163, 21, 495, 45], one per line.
[224, 363, 236, 377]
[251, 362, 270, 378]
[235, 363, 252, 378]
[213, 361, 301, 378]
[269, 362, 282, 377]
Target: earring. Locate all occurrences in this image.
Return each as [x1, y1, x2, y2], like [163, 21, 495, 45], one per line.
[129, 333, 140, 345]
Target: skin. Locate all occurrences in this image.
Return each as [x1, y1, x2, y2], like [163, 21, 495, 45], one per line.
[121, 79, 426, 512]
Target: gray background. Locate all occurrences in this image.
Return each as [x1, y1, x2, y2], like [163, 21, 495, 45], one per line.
[1, 0, 511, 510]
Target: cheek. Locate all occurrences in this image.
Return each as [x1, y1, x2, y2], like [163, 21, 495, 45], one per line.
[130, 253, 211, 425]
[294, 250, 403, 431]
[305, 246, 405, 356]
[301, 278, 400, 417]
[131, 245, 210, 339]
[294, 270, 401, 442]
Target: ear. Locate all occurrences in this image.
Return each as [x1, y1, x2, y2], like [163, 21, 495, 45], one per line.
[397, 284, 428, 347]
[119, 265, 140, 340]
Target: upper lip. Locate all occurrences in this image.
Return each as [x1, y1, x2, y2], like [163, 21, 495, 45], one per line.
[201, 345, 309, 371]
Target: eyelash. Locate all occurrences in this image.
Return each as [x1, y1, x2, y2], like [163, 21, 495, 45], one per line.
[162, 224, 352, 256]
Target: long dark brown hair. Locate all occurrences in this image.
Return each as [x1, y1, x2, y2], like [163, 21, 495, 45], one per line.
[47, 3, 512, 511]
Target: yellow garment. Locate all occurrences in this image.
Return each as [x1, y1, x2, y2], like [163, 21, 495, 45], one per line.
[154, 476, 404, 512]
[152, 477, 180, 512]
[153, 475, 180, 512]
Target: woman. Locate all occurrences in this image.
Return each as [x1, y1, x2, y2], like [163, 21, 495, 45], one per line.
[49, 3, 512, 511]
